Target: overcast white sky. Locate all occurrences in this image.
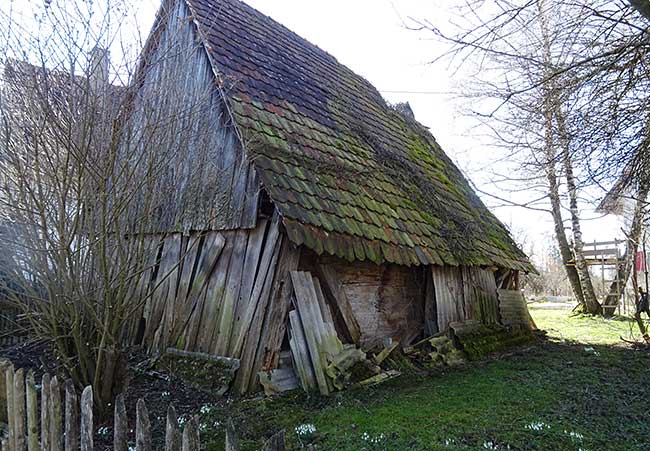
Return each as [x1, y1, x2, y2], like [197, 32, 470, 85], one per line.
[2, 0, 626, 263]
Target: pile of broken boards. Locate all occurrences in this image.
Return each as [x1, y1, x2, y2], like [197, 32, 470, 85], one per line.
[259, 271, 395, 396]
[259, 271, 536, 397]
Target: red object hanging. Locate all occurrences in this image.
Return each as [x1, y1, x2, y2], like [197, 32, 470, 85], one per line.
[635, 251, 646, 272]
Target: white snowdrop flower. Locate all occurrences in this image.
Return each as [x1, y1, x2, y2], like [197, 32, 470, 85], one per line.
[483, 441, 498, 450]
[295, 423, 317, 438]
[525, 421, 549, 431]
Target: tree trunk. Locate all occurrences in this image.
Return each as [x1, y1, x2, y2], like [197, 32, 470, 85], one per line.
[556, 107, 601, 314]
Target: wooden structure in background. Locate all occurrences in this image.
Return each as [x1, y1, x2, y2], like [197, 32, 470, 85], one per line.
[120, 0, 536, 394]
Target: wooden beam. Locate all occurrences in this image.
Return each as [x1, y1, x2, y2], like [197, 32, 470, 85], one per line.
[314, 264, 361, 344]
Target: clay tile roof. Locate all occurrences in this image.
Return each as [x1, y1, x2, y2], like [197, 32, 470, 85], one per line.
[184, 0, 533, 271]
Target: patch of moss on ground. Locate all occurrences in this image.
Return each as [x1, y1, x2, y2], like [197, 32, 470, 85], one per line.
[198, 305, 650, 450]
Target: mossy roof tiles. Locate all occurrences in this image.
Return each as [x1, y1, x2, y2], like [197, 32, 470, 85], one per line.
[185, 0, 533, 271]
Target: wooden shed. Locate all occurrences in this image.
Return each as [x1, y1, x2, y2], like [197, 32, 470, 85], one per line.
[124, 0, 535, 394]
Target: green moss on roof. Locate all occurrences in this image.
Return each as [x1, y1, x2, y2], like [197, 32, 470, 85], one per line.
[186, 0, 533, 271]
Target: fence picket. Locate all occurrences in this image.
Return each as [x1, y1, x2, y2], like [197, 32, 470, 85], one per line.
[261, 430, 286, 451]
[13, 368, 25, 451]
[6, 364, 15, 451]
[180, 416, 199, 451]
[225, 419, 240, 451]
[26, 372, 37, 451]
[165, 405, 181, 451]
[114, 394, 127, 451]
[64, 380, 79, 451]
[40, 374, 50, 451]
[49, 376, 62, 451]
[136, 399, 151, 451]
[80, 386, 93, 451]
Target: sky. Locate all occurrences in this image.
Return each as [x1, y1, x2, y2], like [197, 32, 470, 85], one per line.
[1, 0, 626, 265]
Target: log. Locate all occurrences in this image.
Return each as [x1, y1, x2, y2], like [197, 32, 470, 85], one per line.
[64, 380, 79, 451]
[261, 430, 286, 451]
[165, 405, 181, 451]
[13, 368, 25, 451]
[136, 399, 151, 451]
[80, 386, 93, 451]
[224, 419, 240, 451]
[113, 394, 127, 451]
[26, 372, 37, 451]
[40, 374, 51, 451]
[49, 376, 62, 451]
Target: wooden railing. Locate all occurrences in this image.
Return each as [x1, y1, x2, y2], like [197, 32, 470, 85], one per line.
[2, 364, 286, 451]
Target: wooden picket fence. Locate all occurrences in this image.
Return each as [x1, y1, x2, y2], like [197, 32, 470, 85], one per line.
[2, 365, 287, 451]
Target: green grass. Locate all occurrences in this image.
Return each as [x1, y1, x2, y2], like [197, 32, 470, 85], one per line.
[200, 306, 650, 450]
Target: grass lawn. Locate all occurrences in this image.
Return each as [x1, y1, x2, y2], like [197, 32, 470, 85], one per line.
[201, 305, 650, 450]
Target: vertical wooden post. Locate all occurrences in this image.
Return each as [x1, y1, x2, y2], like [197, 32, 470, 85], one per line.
[40, 374, 51, 451]
[136, 399, 151, 451]
[49, 376, 62, 451]
[113, 394, 127, 451]
[164, 405, 181, 451]
[224, 419, 240, 451]
[80, 386, 93, 451]
[64, 380, 79, 451]
[180, 416, 199, 451]
[261, 430, 286, 451]
[13, 368, 25, 451]
[26, 372, 38, 451]
[6, 364, 15, 451]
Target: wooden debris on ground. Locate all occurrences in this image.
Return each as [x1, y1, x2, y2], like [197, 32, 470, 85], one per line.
[258, 369, 300, 396]
[403, 334, 467, 368]
[450, 320, 535, 361]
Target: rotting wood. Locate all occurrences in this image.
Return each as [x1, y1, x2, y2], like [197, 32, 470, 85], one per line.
[26, 372, 38, 451]
[355, 370, 401, 387]
[165, 405, 182, 451]
[155, 233, 184, 351]
[49, 376, 62, 451]
[181, 416, 199, 451]
[80, 386, 93, 451]
[14, 368, 25, 451]
[373, 341, 399, 365]
[258, 368, 300, 396]
[114, 394, 127, 451]
[136, 398, 151, 451]
[213, 229, 249, 356]
[288, 309, 316, 391]
[64, 380, 79, 451]
[231, 216, 280, 358]
[314, 263, 361, 344]
[234, 231, 282, 391]
[181, 232, 226, 350]
[290, 271, 330, 395]
[242, 238, 300, 393]
[40, 373, 50, 451]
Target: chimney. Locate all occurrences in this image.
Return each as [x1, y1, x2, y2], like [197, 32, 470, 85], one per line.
[88, 47, 109, 92]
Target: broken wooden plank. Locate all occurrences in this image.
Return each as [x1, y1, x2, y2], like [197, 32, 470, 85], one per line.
[290, 271, 330, 395]
[258, 368, 300, 396]
[314, 264, 361, 344]
[373, 341, 399, 365]
[355, 370, 401, 387]
[288, 309, 317, 391]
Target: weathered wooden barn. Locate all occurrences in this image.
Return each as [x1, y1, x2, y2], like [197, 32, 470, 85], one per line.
[125, 0, 535, 394]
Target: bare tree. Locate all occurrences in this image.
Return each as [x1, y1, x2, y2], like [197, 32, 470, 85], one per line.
[0, 0, 223, 412]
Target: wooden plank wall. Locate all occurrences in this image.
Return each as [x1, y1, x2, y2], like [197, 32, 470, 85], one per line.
[304, 254, 424, 349]
[462, 267, 500, 324]
[126, 214, 293, 375]
[430, 266, 466, 331]
[497, 289, 533, 330]
[125, 0, 259, 233]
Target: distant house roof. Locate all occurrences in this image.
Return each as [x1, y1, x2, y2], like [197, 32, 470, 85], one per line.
[183, 0, 533, 271]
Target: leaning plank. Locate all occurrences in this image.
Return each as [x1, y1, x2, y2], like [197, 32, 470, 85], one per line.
[213, 229, 249, 356]
[195, 233, 235, 352]
[26, 372, 38, 451]
[14, 368, 25, 451]
[180, 232, 226, 349]
[49, 376, 62, 451]
[314, 264, 361, 344]
[312, 276, 344, 357]
[288, 310, 316, 391]
[229, 217, 278, 357]
[165, 405, 181, 451]
[113, 394, 127, 451]
[155, 233, 184, 351]
[64, 380, 79, 451]
[290, 271, 329, 395]
[80, 387, 93, 451]
[258, 368, 300, 396]
[40, 373, 51, 451]
[136, 399, 151, 451]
